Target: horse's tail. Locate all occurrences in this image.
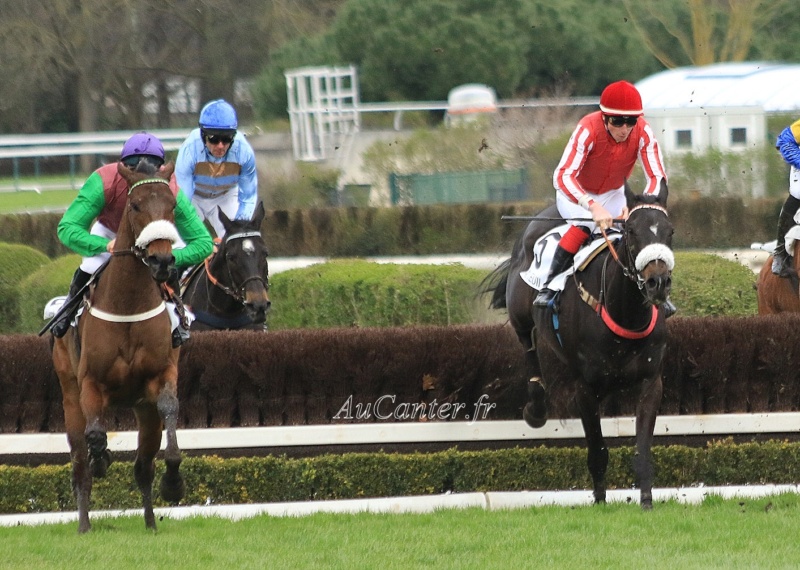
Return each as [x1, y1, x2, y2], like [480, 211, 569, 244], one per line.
[478, 257, 511, 309]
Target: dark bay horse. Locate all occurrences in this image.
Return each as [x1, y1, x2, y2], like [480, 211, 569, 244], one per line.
[757, 237, 800, 314]
[182, 202, 270, 330]
[482, 183, 674, 509]
[52, 162, 185, 533]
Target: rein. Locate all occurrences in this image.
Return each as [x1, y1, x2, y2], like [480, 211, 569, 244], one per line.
[204, 231, 269, 304]
[575, 203, 670, 339]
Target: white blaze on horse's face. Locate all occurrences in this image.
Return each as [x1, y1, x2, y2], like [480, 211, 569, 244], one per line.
[242, 239, 255, 254]
[649, 224, 658, 236]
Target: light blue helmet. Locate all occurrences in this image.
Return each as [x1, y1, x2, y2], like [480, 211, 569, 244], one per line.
[199, 99, 238, 132]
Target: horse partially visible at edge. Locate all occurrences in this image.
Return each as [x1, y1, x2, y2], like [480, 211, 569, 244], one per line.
[51, 162, 185, 533]
[481, 182, 674, 509]
[757, 233, 800, 314]
[181, 202, 270, 330]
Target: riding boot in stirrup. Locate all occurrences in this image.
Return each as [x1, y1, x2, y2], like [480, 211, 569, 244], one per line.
[51, 268, 91, 338]
[772, 195, 800, 278]
[167, 268, 190, 348]
[533, 246, 575, 308]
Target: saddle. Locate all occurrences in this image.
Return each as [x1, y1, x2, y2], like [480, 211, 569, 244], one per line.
[519, 225, 621, 292]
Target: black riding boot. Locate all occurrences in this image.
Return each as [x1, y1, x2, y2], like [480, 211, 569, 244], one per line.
[51, 268, 92, 338]
[533, 246, 575, 308]
[772, 195, 800, 277]
[167, 268, 190, 348]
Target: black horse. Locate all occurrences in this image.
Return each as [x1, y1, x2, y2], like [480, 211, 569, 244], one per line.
[482, 182, 673, 509]
[182, 202, 271, 330]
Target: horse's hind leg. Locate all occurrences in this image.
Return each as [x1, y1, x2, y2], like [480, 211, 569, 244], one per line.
[576, 384, 608, 504]
[634, 375, 663, 510]
[55, 346, 92, 533]
[518, 328, 548, 429]
[157, 382, 185, 505]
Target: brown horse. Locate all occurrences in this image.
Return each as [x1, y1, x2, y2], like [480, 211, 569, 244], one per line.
[481, 183, 673, 509]
[757, 239, 800, 314]
[52, 162, 185, 533]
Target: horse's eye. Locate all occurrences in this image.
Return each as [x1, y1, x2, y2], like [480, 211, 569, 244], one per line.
[130, 202, 141, 213]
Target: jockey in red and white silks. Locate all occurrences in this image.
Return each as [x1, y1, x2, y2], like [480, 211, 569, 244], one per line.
[534, 80, 672, 315]
[553, 109, 667, 231]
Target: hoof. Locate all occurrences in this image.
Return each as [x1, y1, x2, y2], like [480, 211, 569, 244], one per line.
[89, 449, 112, 478]
[523, 402, 547, 428]
[160, 472, 186, 504]
[522, 378, 548, 428]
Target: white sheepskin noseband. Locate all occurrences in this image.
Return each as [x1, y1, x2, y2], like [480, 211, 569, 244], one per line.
[135, 220, 181, 248]
[635, 243, 675, 272]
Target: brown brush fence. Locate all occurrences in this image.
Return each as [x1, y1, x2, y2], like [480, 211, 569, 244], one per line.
[3, 314, 800, 435]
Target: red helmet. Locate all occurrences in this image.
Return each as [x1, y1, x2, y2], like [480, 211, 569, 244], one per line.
[599, 81, 643, 116]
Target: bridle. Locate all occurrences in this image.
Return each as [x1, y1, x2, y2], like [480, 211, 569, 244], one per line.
[204, 230, 269, 304]
[601, 203, 671, 294]
[112, 178, 175, 264]
[575, 203, 672, 339]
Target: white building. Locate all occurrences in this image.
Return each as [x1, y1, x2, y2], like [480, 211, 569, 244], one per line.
[636, 61, 800, 155]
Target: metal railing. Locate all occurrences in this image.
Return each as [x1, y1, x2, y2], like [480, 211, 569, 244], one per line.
[0, 129, 192, 191]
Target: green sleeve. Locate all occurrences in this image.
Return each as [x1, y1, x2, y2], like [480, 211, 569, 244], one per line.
[56, 172, 109, 257]
[174, 190, 213, 267]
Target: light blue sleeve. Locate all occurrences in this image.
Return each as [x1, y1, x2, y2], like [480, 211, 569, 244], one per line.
[175, 132, 199, 202]
[235, 137, 258, 220]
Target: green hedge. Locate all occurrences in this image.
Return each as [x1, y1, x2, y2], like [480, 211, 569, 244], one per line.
[2, 440, 799, 514]
[17, 254, 79, 334]
[0, 243, 50, 333]
[267, 259, 490, 329]
[13, 251, 760, 335]
[0, 198, 784, 257]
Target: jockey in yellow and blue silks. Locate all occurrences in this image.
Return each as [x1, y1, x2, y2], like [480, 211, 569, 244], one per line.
[175, 99, 258, 239]
[772, 118, 800, 277]
[51, 132, 213, 344]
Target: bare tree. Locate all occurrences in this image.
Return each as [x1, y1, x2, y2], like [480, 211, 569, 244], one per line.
[622, 0, 791, 67]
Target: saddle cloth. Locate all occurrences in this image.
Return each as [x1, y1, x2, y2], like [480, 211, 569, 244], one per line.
[519, 225, 621, 291]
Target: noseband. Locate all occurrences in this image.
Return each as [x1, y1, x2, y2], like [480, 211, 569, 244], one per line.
[205, 230, 269, 303]
[620, 203, 673, 293]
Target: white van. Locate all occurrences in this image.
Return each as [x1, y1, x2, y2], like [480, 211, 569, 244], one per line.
[444, 84, 498, 126]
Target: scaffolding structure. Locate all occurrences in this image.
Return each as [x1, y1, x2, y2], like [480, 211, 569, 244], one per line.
[285, 66, 360, 162]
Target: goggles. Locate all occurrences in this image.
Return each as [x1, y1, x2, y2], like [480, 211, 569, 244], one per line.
[204, 134, 234, 145]
[122, 155, 164, 169]
[606, 115, 639, 128]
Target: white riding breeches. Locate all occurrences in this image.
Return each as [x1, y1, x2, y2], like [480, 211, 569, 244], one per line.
[789, 166, 800, 199]
[556, 186, 628, 231]
[191, 190, 239, 238]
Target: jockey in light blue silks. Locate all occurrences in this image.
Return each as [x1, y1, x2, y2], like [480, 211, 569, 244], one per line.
[175, 99, 258, 239]
[771, 118, 800, 277]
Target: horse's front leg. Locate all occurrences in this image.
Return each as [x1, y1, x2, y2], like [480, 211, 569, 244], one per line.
[576, 383, 608, 504]
[157, 378, 185, 506]
[634, 374, 663, 510]
[80, 377, 112, 479]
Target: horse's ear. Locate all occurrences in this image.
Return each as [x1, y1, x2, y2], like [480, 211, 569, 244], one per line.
[118, 161, 136, 185]
[252, 201, 265, 227]
[160, 161, 175, 179]
[624, 180, 636, 209]
[218, 206, 233, 232]
[656, 179, 668, 208]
